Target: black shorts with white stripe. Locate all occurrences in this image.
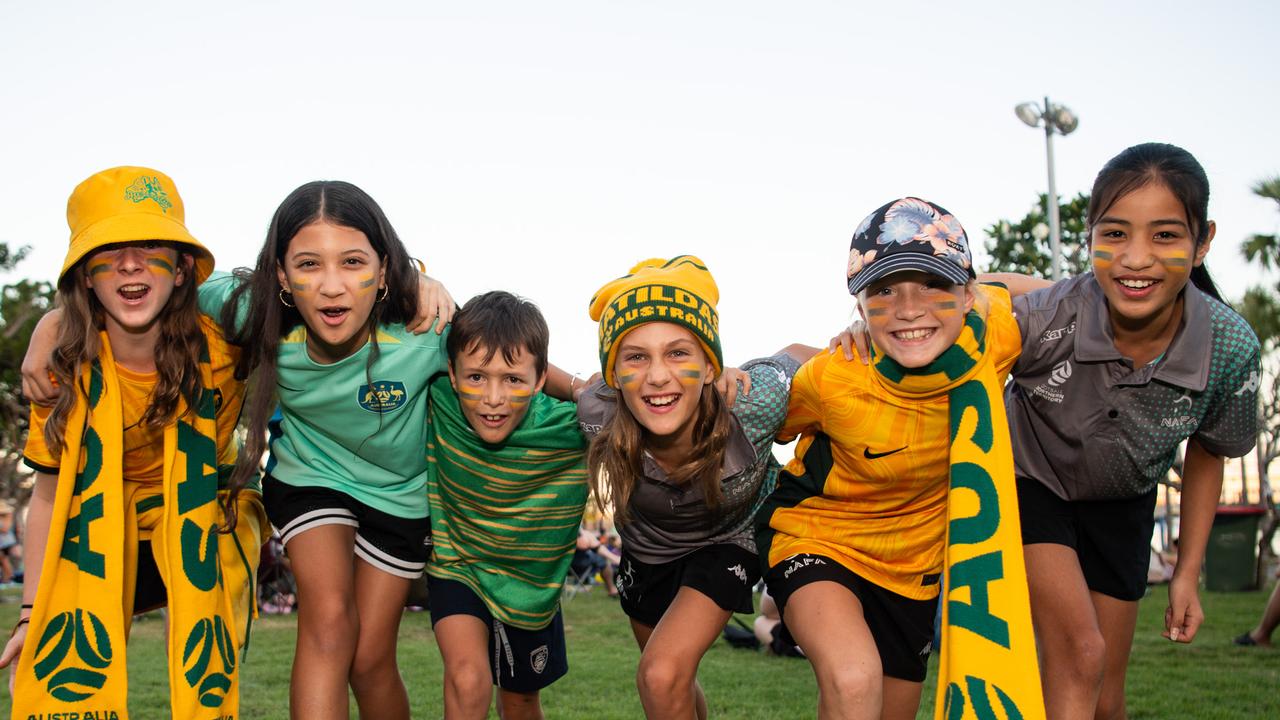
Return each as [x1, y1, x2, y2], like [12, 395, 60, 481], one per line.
[263, 475, 431, 579]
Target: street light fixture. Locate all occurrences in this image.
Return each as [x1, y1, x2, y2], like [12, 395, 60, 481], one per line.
[1014, 97, 1079, 281]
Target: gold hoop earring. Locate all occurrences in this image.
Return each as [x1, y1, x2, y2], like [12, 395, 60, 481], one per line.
[279, 288, 295, 308]
[376, 286, 388, 303]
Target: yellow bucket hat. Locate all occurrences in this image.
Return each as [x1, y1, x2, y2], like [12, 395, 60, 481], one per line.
[61, 166, 214, 283]
[589, 255, 722, 388]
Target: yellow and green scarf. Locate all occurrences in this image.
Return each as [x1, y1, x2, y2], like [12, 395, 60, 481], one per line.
[13, 333, 259, 720]
[873, 310, 1045, 720]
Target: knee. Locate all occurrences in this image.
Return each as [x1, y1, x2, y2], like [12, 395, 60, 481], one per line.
[816, 661, 881, 706]
[444, 661, 493, 706]
[298, 600, 358, 654]
[635, 654, 692, 703]
[1094, 691, 1126, 720]
[1060, 630, 1107, 687]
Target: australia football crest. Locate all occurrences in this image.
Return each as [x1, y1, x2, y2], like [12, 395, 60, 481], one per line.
[358, 380, 407, 414]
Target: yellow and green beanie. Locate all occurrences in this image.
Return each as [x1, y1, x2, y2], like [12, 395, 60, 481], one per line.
[589, 255, 722, 388]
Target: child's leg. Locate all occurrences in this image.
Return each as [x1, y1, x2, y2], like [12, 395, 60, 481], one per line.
[435, 613, 496, 719]
[349, 559, 412, 720]
[631, 588, 729, 720]
[288, 524, 359, 718]
[497, 688, 543, 720]
[783, 581, 883, 720]
[1025, 543, 1105, 720]
[881, 678, 923, 720]
[1091, 592, 1139, 720]
[1246, 580, 1280, 645]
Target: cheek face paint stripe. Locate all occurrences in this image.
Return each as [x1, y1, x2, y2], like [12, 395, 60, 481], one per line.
[290, 281, 311, 292]
[1160, 250, 1191, 271]
[865, 307, 889, 317]
[457, 389, 484, 405]
[618, 372, 639, 389]
[358, 276, 377, 290]
[508, 389, 532, 407]
[145, 257, 174, 275]
[88, 262, 113, 277]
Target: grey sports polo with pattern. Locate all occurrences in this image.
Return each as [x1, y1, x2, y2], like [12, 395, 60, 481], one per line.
[1006, 274, 1260, 501]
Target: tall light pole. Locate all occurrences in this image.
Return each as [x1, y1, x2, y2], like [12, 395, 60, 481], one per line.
[1015, 97, 1079, 281]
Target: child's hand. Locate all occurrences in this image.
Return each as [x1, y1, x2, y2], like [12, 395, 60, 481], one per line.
[409, 274, 457, 335]
[22, 309, 63, 405]
[828, 320, 870, 364]
[716, 367, 752, 407]
[1163, 573, 1204, 643]
[1, 621, 28, 693]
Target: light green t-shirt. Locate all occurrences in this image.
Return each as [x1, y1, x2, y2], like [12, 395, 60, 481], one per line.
[200, 272, 448, 518]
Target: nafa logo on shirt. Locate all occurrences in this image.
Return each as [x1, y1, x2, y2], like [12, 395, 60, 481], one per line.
[358, 381, 407, 413]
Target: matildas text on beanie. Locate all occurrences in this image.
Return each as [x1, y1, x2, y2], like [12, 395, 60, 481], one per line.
[589, 255, 722, 388]
[61, 166, 215, 284]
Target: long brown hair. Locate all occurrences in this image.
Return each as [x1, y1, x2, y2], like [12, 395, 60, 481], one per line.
[587, 376, 734, 524]
[221, 181, 420, 527]
[45, 250, 205, 455]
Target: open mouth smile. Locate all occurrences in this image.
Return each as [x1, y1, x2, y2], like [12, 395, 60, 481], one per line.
[318, 306, 351, 326]
[643, 394, 681, 411]
[117, 284, 151, 303]
[890, 328, 936, 343]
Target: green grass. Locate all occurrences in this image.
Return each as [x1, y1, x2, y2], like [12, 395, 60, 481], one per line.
[2, 584, 1278, 718]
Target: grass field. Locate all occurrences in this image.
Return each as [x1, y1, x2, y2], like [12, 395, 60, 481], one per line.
[2, 583, 1278, 718]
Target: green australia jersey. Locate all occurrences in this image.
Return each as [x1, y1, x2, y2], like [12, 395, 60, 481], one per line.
[200, 272, 448, 518]
[425, 375, 588, 629]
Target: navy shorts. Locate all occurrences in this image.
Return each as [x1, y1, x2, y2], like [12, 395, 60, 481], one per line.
[1017, 477, 1157, 601]
[427, 575, 568, 693]
[764, 553, 937, 682]
[264, 475, 430, 579]
[615, 543, 759, 628]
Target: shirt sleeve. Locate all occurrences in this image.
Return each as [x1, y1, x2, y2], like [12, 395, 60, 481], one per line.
[734, 353, 802, 446]
[777, 353, 825, 444]
[981, 285, 1023, 376]
[198, 271, 248, 335]
[575, 380, 617, 439]
[1194, 343, 1261, 458]
[22, 402, 59, 474]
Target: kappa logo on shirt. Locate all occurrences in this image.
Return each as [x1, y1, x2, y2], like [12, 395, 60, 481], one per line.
[1031, 360, 1071, 404]
[727, 563, 750, 585]
[1236, 370, 1261, 397]
[358, 380, 408, 414]
[1039, 321, 1076, 344]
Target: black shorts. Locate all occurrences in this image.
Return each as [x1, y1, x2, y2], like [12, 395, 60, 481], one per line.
[764, 554, 936, 682]
[1017, 478, 1157, 601]
[264, 475, 430, 579]
[615, 544, 759, 628]
[427, 575, 568, 693]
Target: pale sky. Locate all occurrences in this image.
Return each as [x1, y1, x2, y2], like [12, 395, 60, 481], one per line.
[2, 1, 1278, 372]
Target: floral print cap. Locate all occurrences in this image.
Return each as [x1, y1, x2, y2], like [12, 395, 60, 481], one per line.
[846, 197, 974, 296]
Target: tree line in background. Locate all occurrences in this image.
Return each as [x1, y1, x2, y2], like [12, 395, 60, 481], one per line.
[0, 180, 1278, 575]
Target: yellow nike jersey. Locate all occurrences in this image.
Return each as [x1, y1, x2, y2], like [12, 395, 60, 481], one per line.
[764, 287, 1021, 600]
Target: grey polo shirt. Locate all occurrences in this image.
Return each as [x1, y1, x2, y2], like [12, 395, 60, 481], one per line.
[576, 353, 800, 565]
[1006, 274, 1259, 501]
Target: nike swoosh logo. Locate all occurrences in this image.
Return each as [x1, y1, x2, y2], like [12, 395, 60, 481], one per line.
[863, 446, 907, 460]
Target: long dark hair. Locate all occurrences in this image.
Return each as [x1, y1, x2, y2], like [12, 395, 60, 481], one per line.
[46, 250, 205, 454]
[221, 181, 420, 525]
[1087, 142, 1221, 301]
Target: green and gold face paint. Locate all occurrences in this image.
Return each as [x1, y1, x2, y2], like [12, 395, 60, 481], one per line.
[675, 361, 704, 386]
[618, 371, 641, 391]
[1158, 248, 1191, 275]
[87, 260, 114, 279]
[144, 256, 174, 276]
[1091, 242, 1115, 271]
[457, 388, 484, 407]
[507, 388, 533, 408]
[932, 298, 959, 317]
[357, 275, 377, 294]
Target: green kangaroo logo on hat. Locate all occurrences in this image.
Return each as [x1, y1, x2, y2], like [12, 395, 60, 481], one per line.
[124, 175, 173, 213]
